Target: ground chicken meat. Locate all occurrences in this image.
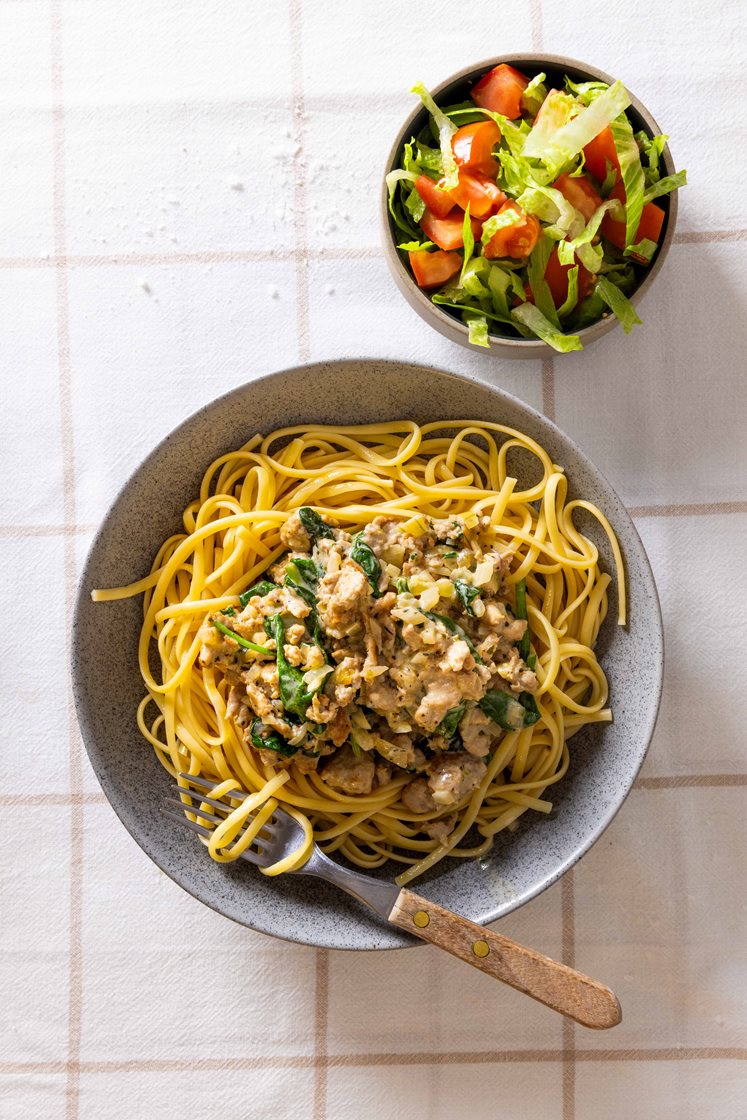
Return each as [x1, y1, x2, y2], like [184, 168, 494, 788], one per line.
[209, 505, 538, 810]
[279, 510, 311, 552]
[318, 561, 369, 635]
[320, 745, 375, 795]
[427, 753, 487, 807]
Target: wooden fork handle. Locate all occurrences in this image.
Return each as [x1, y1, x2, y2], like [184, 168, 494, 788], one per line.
[389, 888, 621, 1030]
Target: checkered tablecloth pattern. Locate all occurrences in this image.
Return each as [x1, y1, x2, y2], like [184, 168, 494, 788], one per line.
[2, 1, 746, 1117]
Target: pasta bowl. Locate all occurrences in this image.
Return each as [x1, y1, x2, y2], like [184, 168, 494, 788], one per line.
[72, 359, 663, 949]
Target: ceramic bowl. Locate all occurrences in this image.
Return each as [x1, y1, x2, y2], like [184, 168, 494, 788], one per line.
[72, 359, 663, 949]
[381, 54, 679, 358]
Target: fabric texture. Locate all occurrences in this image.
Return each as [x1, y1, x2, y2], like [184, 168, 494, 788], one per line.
[1, 1, 746, 1118]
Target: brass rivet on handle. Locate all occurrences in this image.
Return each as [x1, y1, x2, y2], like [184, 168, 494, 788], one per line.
[413, 910, 430, 928]
[473, 939, 490, 958]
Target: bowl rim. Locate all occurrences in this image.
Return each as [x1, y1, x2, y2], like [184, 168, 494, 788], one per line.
[381, 52, 679, 355]
[72, 357, 664, 948]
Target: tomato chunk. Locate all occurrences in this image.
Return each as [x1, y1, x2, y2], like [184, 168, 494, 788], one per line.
[409, 249, 462, 289]
[544, 246, 594, 308]
[445, 170, 505, 219]
[419, 207, 483, 251]
[583, 125, 620, 185]
[552, 172, 603, 223]
[452, 121, 502, 176]
[414, 175, 455, 219]
[483, 199, 540, 259]
[471, 64, 529, 120]
[600, 180, 665, 263]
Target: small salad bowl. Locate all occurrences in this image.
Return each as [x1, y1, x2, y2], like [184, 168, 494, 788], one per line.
[381, 53, 681, 358]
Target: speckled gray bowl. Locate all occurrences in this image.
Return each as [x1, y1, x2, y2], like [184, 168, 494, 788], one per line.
[382, 54, 679, 358]
[73, 360, 663, 949]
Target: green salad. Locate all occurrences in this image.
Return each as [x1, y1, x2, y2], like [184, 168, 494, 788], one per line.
[386, 63, 686, 352]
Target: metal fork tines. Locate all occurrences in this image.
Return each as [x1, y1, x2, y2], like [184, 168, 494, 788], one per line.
[161, 775, 285, 869]
[162, 772, 400, 919]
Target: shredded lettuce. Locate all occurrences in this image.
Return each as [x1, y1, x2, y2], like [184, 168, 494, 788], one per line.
[415, 141, 443, 175]
[563, 77, 611, 105]
[627, 237, 658, 263]
[521, 72, 548, 116]
[459, 257, 491, 299]
[596, 275, 642, 332]
[522, 90, 577, 158]
[397, 238, 435, 251]
[557, 265, 580, 318]
[517, 183, 584, 241]
[601, 163, 619, 195]
[609, 115, 645, 253]
[511, 302, 583, 352]
[557, 197, 624, 273]
[643, 169, 687, 203]
[459, 205, 475, 286]
[386, 169, 422, 236]
[635, 130, 668, 184]
[465, 311, 490, 348]
[526, 235, 560, 327]
[487, 265, 511, 317]
[411, 81, 459, 189]
[524, 80, 631, 168]
[432, 292, 513, 327]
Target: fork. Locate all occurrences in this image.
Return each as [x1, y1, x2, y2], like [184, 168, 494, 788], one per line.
[164, 774, 621, 1029]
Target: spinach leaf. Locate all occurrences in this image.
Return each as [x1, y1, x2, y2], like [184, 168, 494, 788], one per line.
[453, 579, 480, 616]
[291, 557, 323, 584]
[351, 533, 382, 597]
[283, 561, 329, 661]
[298, 507, 335, 541]
[239, 579, 277, 608]
[514, 578, 531, 661]
[479, 689, 541, 730]
[264, 614, 313, 720]
[248, 718, 296, 758]
[436, 701, 467, 740]
[422, 610, 483, 664]
[212, 619, 273, 656]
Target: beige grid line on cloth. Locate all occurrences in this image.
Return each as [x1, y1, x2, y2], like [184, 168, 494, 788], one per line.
[0, 230, 743, 273]
[12, 2, 742, 1114]
[3, 1046, 746, 1077]
[287, 5, 330, 1116]
[48, 2, 85, 1118]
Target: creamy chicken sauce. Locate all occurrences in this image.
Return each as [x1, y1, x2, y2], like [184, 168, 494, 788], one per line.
[199, 508, 539, 832]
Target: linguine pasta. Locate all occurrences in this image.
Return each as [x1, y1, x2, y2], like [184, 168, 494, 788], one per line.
[93, 420, 624, 887]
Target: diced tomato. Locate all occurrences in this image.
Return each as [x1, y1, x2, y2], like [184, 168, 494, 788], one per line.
[413, 175, 455, 220]
[419, 207, 483, 251]
[483, 199, 540, 260]
[552, 172, 603, 223]
[444, 170, 505, 219]
[478, 176, 507, 213]
[409, 249, 462, 289]
[471, 63, 529, 120]
[600, 180, 665, 263]
[452, 120, 502, 176]
[583, 125, 620, 185]
[544, 246, 594, 308]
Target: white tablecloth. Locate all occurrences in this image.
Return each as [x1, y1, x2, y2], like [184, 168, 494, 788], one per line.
[2, 2, 746, 1117]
